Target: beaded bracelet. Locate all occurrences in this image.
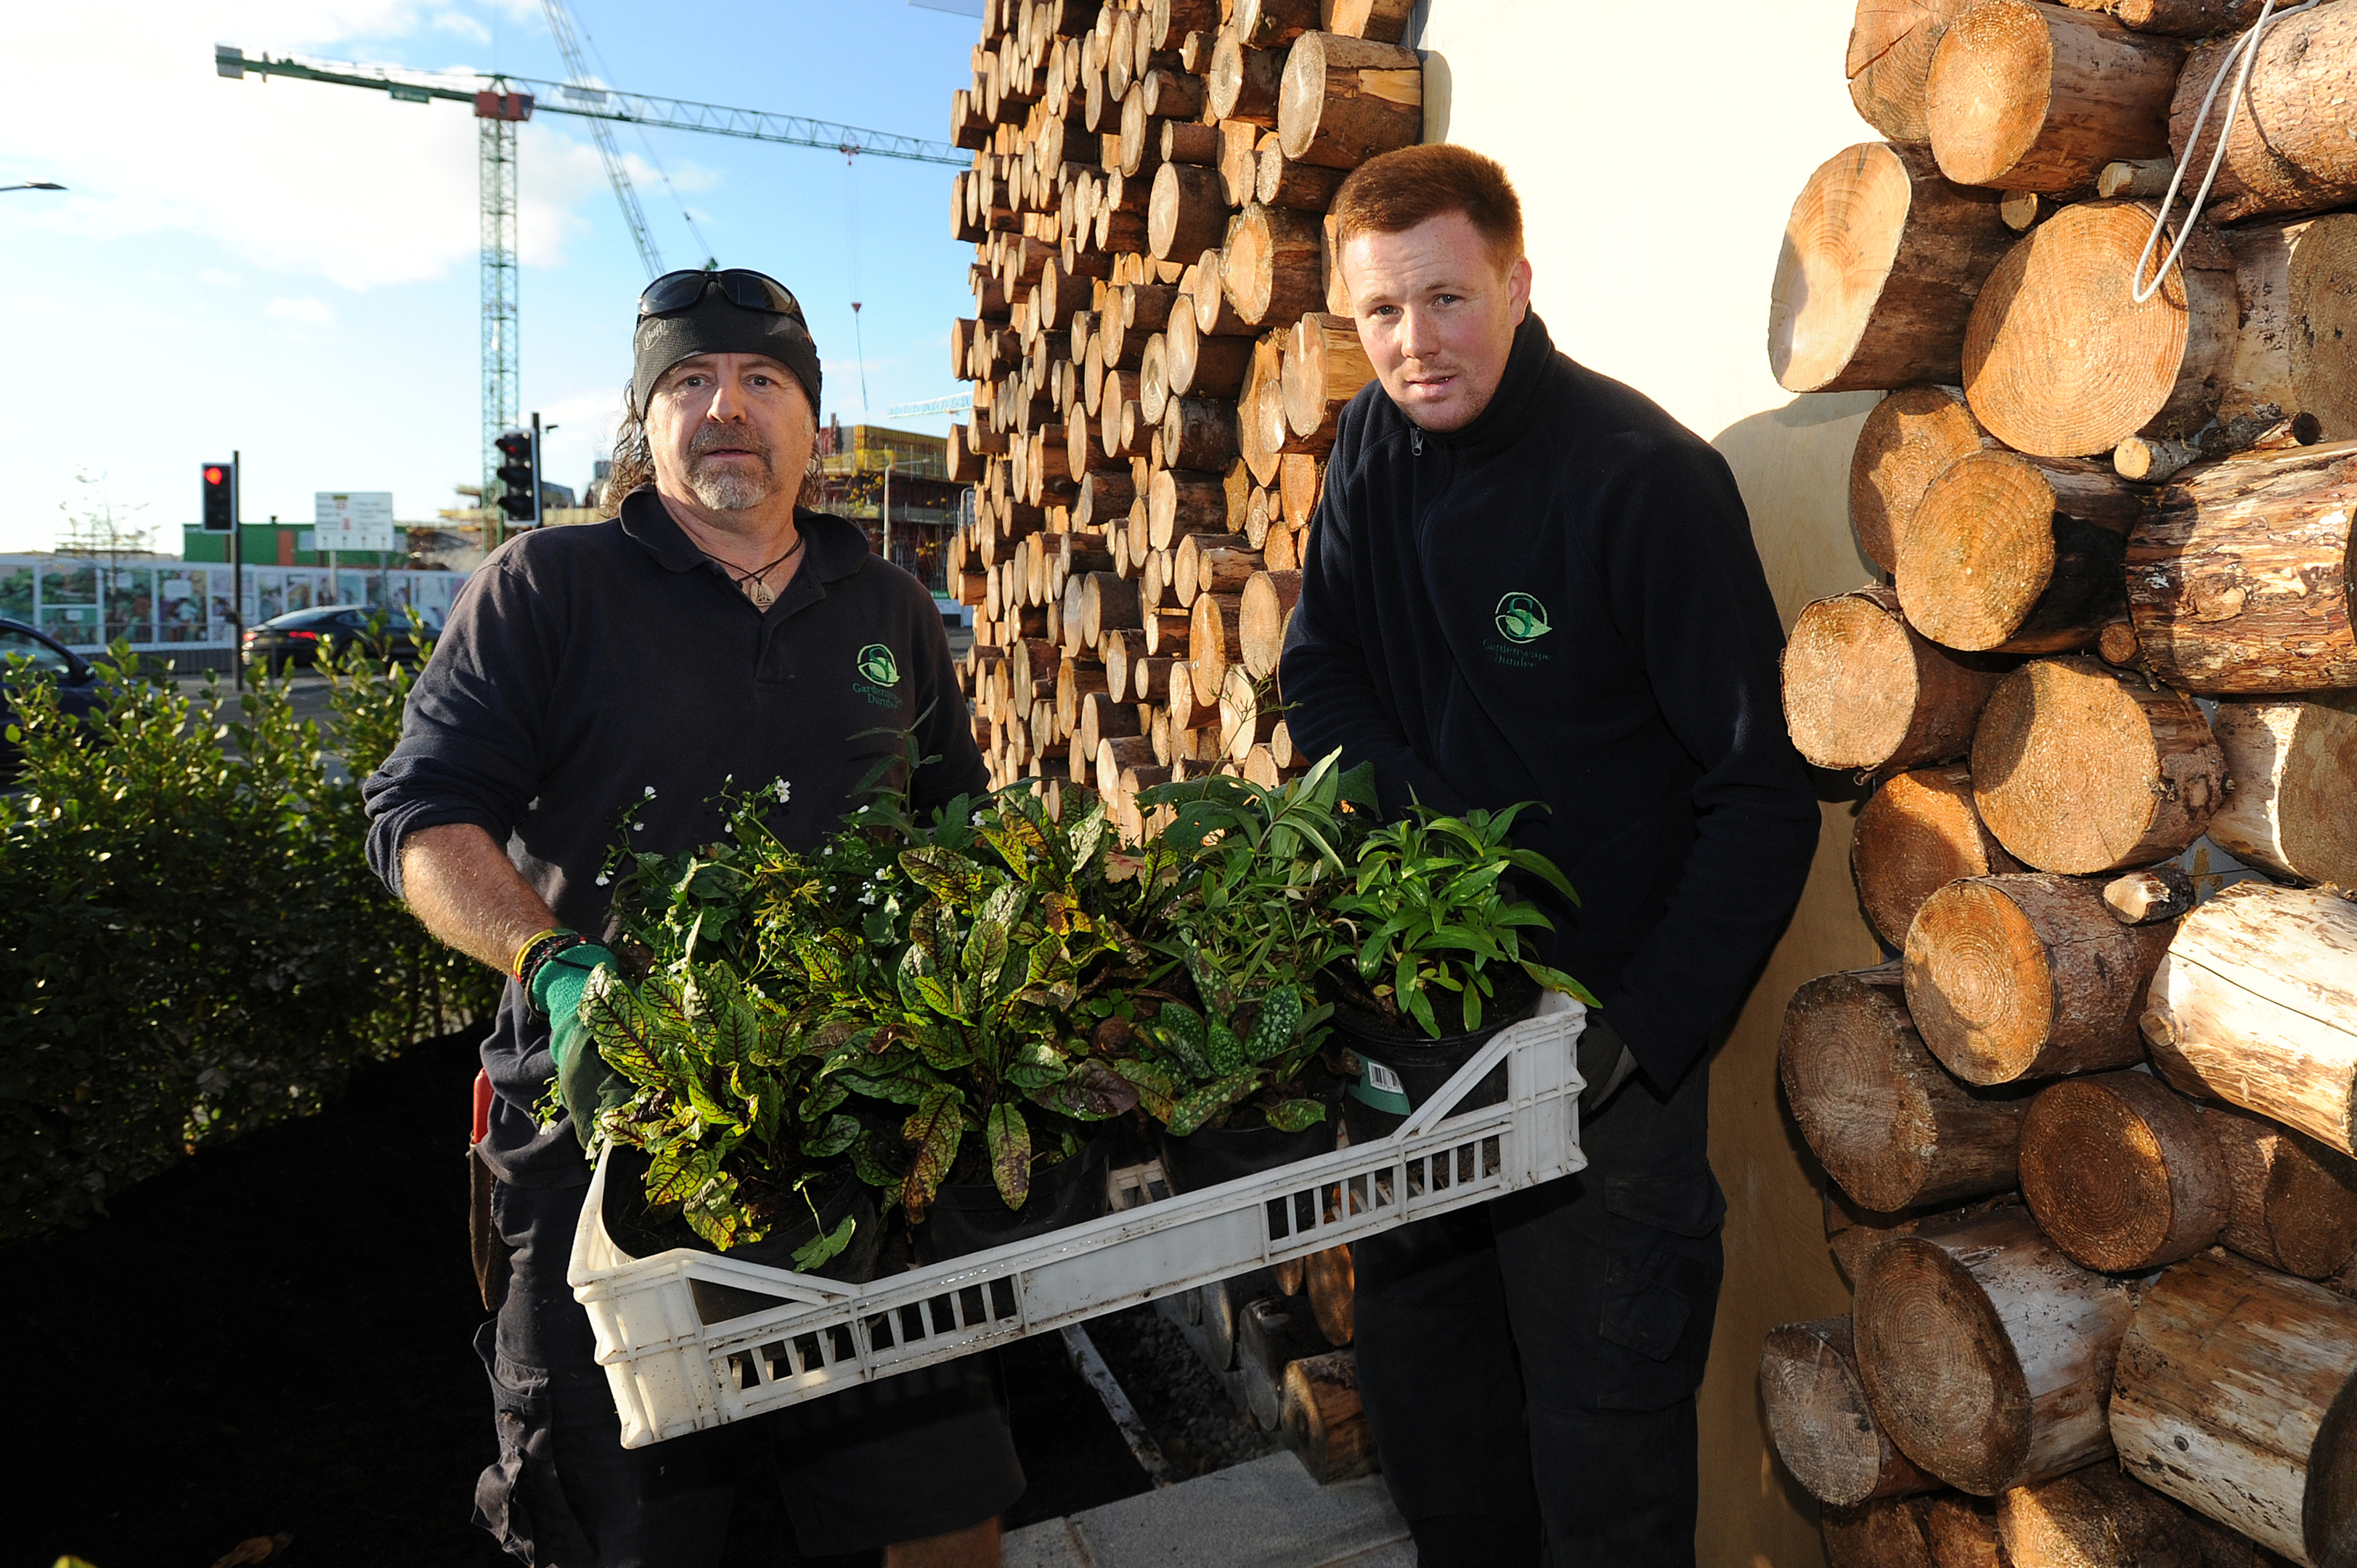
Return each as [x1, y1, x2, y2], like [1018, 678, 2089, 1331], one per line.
[514, 928, 590, 995]
[511, 926, 571, 979]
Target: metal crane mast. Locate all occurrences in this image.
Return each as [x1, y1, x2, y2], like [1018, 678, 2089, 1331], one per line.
[214, 44, 961, 517]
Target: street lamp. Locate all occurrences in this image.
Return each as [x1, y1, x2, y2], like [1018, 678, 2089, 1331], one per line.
[1, 181, 65, 192]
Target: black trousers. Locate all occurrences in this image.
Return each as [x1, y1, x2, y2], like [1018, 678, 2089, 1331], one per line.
[476, 1179, 1025, 1567]
[1353, 1056, 1725, 1568]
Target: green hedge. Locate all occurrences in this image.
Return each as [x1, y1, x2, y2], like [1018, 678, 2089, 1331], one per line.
[1, 645, 497, 1238]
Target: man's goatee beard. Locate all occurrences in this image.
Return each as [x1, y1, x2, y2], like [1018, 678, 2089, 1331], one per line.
[687, 467, 776, 510]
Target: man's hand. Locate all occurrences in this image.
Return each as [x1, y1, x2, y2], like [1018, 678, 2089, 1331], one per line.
[531, 944, 629, 1149]
[1577, 1013, 1640, 1116]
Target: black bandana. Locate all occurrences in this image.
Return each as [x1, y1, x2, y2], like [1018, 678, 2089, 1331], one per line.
[631, 285, 822, 419]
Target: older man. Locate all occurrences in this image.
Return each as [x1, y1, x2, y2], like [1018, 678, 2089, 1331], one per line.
[365, 269, 1014, 1568]
[1279, 148, 1820, 1565]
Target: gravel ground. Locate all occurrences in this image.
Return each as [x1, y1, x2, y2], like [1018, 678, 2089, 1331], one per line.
[1088, 1303, 1285, 1479]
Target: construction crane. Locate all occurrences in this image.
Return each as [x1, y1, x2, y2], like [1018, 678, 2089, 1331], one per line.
[213, 44, 962, 520]
[537, 0, 661, 280]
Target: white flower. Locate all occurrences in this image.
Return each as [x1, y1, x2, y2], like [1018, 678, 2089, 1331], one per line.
[632, 820, 646, 832]
[858, 888, 879, 906]
[643, 785, 656, 799]
[972, 810, 987, 825]
[773, 778, 791, 803]
[595, 874, 610, 886]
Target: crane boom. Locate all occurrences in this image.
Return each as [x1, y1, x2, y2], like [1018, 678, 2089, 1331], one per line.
[215, 47, 966, 166]
[537, 1, 662, 279]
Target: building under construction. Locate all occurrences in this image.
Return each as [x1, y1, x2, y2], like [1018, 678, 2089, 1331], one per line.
[808, 419, 968, 595]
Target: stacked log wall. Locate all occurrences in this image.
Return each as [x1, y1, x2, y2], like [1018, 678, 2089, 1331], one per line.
[1767, 4, 2357, 1560]
[943, 0, 1401, 834]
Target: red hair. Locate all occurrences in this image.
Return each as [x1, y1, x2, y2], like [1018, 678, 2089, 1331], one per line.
[1331, 144, 1524, 266]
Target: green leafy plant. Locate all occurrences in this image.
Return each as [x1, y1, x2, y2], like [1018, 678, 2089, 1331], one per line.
[786, 783, 1149, 1221]
[1100, 753, 1376, 1135]
[580, 958, 863, 1266]
[1109, 971, 1328, 1137]
[1327, 801, 1596, 1037]
[0, 634, 496, 1240]
[598, 764, 1153, 1239]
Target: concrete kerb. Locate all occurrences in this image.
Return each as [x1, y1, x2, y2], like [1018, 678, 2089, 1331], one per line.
[1001, 1453, 1412, 1568]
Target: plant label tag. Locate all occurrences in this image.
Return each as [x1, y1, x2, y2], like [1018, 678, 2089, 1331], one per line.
[1362, 1060, 1404, 1095]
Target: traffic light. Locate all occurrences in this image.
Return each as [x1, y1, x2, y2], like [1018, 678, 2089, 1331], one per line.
[494, 429, 538, 524]
[201, 461, 236, 532]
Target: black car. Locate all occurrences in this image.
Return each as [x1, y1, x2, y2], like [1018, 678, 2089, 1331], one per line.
[242, 605, 439, 674]
[0, 618, 104, 778]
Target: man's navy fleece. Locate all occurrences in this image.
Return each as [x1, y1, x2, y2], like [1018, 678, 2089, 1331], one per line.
[1280, 311, 1819, 1093]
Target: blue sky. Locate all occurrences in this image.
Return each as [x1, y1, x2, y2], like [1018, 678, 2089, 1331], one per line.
[0, 0, 982, 553]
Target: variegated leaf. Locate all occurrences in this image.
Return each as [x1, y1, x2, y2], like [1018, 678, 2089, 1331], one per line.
[986, 1101, 1032, 1211]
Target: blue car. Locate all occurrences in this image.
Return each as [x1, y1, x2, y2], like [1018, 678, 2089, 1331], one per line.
[0, 618, 104, 780]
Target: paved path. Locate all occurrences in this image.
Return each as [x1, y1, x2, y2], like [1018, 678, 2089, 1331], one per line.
[1003, 1454, 1413, 1568]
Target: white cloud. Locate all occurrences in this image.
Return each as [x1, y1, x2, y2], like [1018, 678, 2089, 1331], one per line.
[619, 150, 718, 195]
[198, 267, 240, 286]
[268, 295, 335, 325]
[0, 1, 635, 290]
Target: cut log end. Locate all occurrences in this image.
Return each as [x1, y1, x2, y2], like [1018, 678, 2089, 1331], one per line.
[1855, 1209, 2136, 1498]
[1849, 384, 1993, 577]
[1904, 872, 2169, 1085]
[1780, 966, 2028, 1214]
[1783, 592, 1939, 769]
[2020, 1070, 2227, 1271]
[1854, 766, 2018, 948]
[1970, 656, 2226, 877]
[1761, 1317, 1939, 1507]
[1928, 1, 2183, 194]
[1855, 1232, 2035, 1496]
[1846, 0, 1979, 143]
[1895, 449, 2135, 655]
[1963, 201, 2219, 461]
[1770, 142, 2010, 396]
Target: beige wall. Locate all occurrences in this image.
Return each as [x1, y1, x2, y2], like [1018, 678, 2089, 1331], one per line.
[1413, 4, 1888, 1562]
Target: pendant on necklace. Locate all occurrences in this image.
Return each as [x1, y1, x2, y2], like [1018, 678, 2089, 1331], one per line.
[749, 577, 774, 608]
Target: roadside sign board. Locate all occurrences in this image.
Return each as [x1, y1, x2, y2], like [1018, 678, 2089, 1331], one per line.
[313, 491, 396, 552]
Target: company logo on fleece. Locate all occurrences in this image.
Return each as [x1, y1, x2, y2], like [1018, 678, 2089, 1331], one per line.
[854, 643, 902, 707]
[1494, 592, 1552, 644]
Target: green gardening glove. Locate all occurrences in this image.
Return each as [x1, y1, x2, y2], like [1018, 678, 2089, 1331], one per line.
[530, 942, 627, 1151]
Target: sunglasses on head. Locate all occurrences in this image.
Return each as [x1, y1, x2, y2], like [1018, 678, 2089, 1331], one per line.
[638, 268, 806, 321]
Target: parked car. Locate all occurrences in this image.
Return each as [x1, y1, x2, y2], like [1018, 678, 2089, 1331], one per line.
[0, 617, 104, 780]
[242, 605, 439, 674]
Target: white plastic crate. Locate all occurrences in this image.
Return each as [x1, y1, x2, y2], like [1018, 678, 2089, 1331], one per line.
[569, 993, 1587, 1447]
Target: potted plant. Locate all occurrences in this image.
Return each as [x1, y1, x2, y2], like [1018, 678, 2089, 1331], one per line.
[1322, 800, 1596, 1140]
[1118, 754, 1369, 1191]
[583, 790, 890, 1281]
[784, 781, 1151, 1260]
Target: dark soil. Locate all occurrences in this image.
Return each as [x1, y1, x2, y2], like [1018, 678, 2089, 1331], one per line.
[5, 1029, 1148, 1568]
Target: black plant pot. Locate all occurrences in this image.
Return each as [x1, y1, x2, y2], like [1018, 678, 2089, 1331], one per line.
[600, 1144, 882, 1325]
[1326, 965, 1542, 1143]
[913, 1130, 1114, 1264]
[1158, 1069, 1343, 1194]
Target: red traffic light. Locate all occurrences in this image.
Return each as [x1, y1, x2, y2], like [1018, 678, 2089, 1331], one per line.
[202, 459, 236, 532]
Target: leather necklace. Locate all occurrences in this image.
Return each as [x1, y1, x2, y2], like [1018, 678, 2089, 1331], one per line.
[703, 532, 805, 607]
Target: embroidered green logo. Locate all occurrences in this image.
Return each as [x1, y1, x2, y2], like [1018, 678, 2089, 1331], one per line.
[855, 644, 900, 687]
[1494, 592, 1552, 645]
